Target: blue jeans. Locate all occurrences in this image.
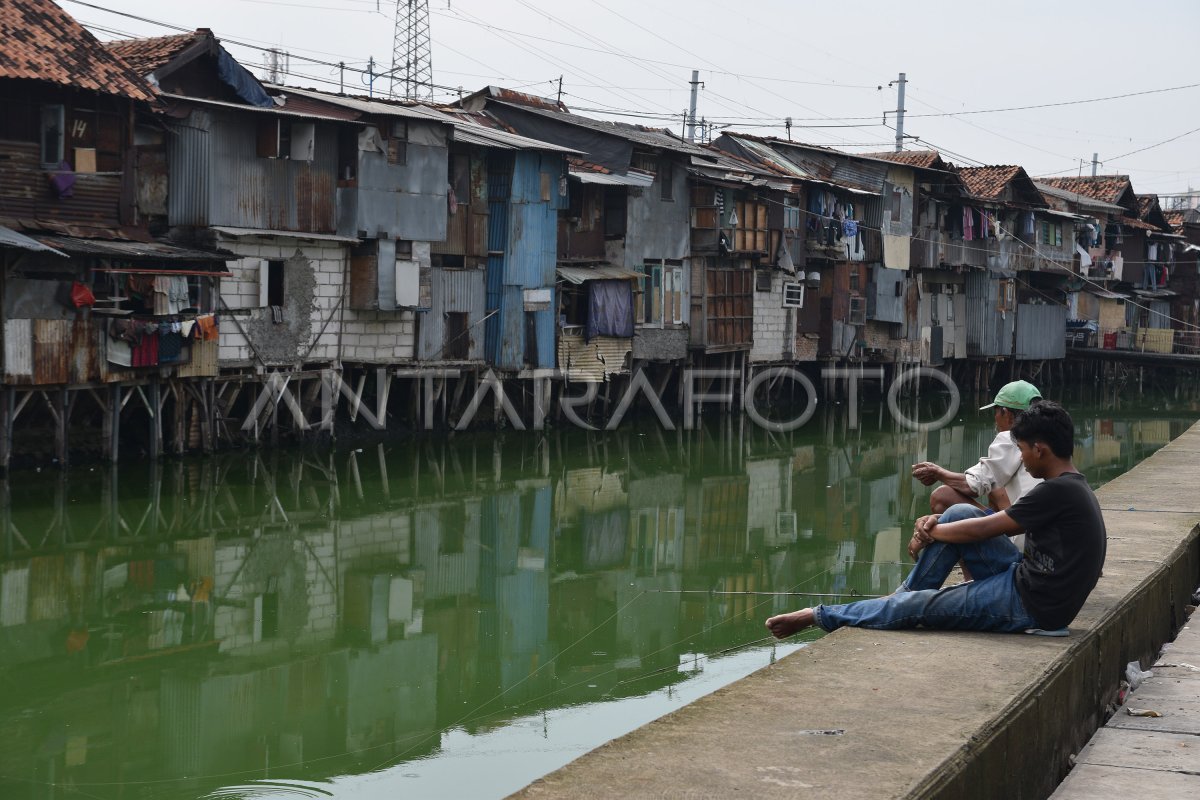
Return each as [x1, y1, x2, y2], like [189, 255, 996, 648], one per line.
[814, 504, 1036, 633]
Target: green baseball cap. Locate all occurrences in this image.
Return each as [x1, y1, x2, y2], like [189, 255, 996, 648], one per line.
[979, 380, 1041, 412]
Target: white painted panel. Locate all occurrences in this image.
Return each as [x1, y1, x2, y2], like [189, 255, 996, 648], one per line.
[3, 319, 32, 379]
[395, 259, 420, 307]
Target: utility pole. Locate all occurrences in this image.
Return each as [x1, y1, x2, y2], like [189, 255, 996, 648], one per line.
[392, 0, 434, 100]
[893, 72, 907, 152]
[687, 70, 702, 142]
[785, 117, 793, 141]
[556, 75, 563, 107]
[338, 61, 345, 95]
[1092, 153, 1099, 177]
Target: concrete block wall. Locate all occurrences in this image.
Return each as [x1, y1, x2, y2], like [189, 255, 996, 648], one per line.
[216, 236, 416, 367]
[211, 532, 338, 655]
[750, 273, 793, 363]
[745, 458, 787, 542]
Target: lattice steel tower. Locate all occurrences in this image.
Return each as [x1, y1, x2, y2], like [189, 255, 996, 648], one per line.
[391, 0, 433, 100]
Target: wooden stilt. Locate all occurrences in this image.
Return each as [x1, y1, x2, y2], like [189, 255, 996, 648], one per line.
[0, 387, 12, 473]
[149, 379, 162, 459]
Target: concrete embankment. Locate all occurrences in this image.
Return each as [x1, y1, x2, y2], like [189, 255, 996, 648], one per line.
[512, 422, 1200, 800]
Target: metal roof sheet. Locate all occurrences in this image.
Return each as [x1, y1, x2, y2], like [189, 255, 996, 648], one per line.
[268, 84, 452, 122]
[570, 169, 654, 187]
[452, 122, 579, 153]
[556, 266, 642, 284]
[161, 93, 352, 122]
[0, 225, 68, 256]
[31, 235, 231, 261]
[1083, 286, 1127, 300]
[491, 100, 710, 157]
[211, 226, 360, 243]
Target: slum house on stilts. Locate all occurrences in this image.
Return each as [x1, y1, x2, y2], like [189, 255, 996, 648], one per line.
[0, 2, 233, 469]
[458, 87, 713, 417]
[711, 135, 921, 395]
[1039, 175, 1184, 357]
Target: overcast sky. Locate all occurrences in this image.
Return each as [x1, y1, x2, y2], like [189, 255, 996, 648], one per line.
[68, 0, 1200, 197]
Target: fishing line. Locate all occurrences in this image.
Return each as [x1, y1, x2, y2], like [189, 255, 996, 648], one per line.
[379, 589, 651, 769]
[642, 589, 886, 598]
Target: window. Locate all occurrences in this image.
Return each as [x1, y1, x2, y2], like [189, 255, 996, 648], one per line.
[891, 188, 903, 221]
[266, 260, 285, 307]
[1040, 221, 1063, 247]
[444, 312, 469, 360]
[997, 279, 1016, 313]
[659, 158, 674, 201]
[783, 200, 801, 231]
[849, 266, 861, 292]
[631, 150, 657, 174]
[388, 120, 407, 166]
[635, 261, 683, 326]
[603, 187, 627, 238]
[665, 263, 684, 324]
[848, 296, 866, 325]
[783, 282, 805, 308]
[255, 119, 313, 161]
[40, 105, 64, 165]
[636, 261, 663, 325]
[755, 270, 772, 292]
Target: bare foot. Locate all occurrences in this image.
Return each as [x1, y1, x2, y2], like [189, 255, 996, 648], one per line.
[765, 608, 816, 639]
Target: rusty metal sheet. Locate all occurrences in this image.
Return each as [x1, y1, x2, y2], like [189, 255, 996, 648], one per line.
[177, 338, 219, 377]
[0, 141, 122, 228]
[68, 320, 100, 384]
[558, 332, 631, 382]
[32, 319, 71, 385]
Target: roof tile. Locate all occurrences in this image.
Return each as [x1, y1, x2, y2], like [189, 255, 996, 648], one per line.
[1037, 175, 1131, 205]
[956, 166, 1024, 201]
[104, 31, 199, 77]
[0, 0, 155, 101]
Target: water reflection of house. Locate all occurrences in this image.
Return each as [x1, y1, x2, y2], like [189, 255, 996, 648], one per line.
[159, 636, 438, 777]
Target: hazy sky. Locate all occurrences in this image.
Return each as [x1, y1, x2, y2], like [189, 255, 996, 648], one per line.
[67, 0, 1200, 196]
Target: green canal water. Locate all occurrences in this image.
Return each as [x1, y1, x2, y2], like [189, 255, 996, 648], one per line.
[0, 388, 1197, 799]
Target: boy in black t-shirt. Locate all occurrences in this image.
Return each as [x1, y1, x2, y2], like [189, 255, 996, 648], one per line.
[766, 402, 1106, 637]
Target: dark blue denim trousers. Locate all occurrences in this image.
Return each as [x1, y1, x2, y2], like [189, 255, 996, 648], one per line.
[813, 504, 1036, 633]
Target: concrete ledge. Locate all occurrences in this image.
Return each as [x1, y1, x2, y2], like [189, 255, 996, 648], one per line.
[512, 423, 1200, 799]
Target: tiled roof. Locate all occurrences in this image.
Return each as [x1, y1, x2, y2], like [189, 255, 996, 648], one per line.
[1136, 194, 1159, 219]
[1164, 210, 1187, 230]
[956, 166, 1024, 200]
[0, 0, 155, 101]
[1037, 175, 1131, 205]
[862, 150, 947, 170]
[105, 31, 199, 77]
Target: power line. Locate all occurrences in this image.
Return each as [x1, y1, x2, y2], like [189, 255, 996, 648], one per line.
[430, 8, 878, 90]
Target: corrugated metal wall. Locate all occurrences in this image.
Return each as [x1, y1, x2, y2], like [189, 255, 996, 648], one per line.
[485, 152, 512, 367]
[417, 268, 486, 361]
[206, 112, 338, 232]
[965, 271, 1014, 357]
[166, 113, 212, 227]
[484, 151, 560, 370]
[1015, 303, 1066, 360]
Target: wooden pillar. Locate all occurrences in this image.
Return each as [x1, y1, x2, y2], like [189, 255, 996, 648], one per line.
[54, 388, 69, 467]
[103, 384, 121, 463]
[149, 379, 162, 459]
[0, 386, 12, 473]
